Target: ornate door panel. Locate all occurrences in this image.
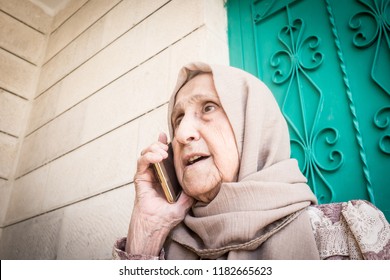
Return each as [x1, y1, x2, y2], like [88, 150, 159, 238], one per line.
[227, 0, 390, 220]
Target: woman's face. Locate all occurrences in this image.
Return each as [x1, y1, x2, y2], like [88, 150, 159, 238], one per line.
[171, 73, 239, 203]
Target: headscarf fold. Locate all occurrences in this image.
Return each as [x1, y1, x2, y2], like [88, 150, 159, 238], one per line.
[165, 62, 319, 259]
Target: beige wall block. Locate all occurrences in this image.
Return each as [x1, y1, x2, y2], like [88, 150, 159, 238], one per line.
[40, 0, 169, 93]
[204, 0, 228, 41]
[4, 165, 49, 225]
[28, 0, 222, 132]
[166, 26, 229, 89]
[0, 208, 64, 259]
[36, 0, 205, 108]
[57, 185, 133, 259]
[0, 11, 46, 65]
[16, 102, 86, 177]
[0, 179, 12, 226]
[26, 88, 58, 135]
[9, 118, 138, 224]
[0, 90, 29, 137]
[80, 52, 171, 143]
[100, 0, 169, 42]
[29, 31, 170, 134]
[0, 133, 18, 179]
[198, 26, 229, 65]
[137, 104, 170, 153]
[0, 0, 52, 34]
[42, 119, 138, 213]
[44, 0, 121, 63]
[0, 48, 38, 99]
[51, 0, 89, 32]
[22, 43, 173, 172]
[23, 53, 174, 174]
[15, 125, 49, 177]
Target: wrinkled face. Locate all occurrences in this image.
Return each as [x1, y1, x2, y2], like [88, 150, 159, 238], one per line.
[171, 73, 239, 203]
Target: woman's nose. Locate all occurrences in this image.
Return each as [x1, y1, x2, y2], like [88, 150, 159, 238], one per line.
[175, 115, 200, 144]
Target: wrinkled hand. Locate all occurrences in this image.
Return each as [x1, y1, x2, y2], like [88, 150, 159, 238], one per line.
[126, 133, 194, 256]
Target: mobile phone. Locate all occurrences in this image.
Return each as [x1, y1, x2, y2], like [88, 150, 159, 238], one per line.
[152, 143, 182, 203]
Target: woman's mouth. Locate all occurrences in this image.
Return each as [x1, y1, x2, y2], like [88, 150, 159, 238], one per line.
[185, 154, 210, 166]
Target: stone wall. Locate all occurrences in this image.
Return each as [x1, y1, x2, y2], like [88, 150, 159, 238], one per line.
[0, 0, 228, 259]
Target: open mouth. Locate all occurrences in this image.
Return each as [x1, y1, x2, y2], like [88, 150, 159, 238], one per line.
[187, 155, 209, 166]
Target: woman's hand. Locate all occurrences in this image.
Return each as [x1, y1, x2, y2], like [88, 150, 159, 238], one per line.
[126, 132, 194, 256]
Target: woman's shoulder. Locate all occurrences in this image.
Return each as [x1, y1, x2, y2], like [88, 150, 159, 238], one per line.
[306, 200, 390, 260]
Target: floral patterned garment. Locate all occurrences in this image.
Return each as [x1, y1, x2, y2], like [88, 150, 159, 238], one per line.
[307, 200, 390, 260]
[113, 200, 390, 260]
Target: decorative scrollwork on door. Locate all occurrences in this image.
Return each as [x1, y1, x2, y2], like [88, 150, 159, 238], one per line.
[374, 106, 390, 154]
[270, 15, 344, 202]
[349, 0, 390, 156]
[349, 0, 390, 94]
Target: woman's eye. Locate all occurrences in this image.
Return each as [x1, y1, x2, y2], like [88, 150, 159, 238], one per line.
[174, 116, 183, 127]
[203, 103, 216, 113]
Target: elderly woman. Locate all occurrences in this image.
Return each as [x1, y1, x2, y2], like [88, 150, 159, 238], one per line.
[114, 62, 390, 260]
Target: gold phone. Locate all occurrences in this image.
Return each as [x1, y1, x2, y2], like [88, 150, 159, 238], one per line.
[152, 143, 182, 203]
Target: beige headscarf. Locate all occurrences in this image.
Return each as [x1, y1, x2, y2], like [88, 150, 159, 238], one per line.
[164, 62, 319, 259]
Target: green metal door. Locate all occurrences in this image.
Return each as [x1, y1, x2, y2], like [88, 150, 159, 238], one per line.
[227, 0, 390, 220]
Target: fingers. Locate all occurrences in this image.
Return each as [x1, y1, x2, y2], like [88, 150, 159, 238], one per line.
[158, 132, 168, 144]
[140, 142, 168, 156]
[137, 151, 166, 174]
[137, 133, 169, 174]
[140, 132, 169, 157]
